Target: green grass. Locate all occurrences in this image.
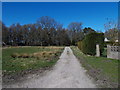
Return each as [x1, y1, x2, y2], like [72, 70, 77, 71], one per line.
[0, 47, 2, 70]
[2, 46, 64, 76]
[71, 46, 118, 88]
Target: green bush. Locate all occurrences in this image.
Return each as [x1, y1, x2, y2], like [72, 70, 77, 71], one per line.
[82, 33, 96, 55]
[77, 40, 83, 50]
[78, 32, 104, 56]
[96, 33, 104, 55]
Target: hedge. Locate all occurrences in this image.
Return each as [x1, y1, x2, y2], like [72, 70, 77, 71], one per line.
[78, 32, 104, 56]
[77, 40, 83, 50]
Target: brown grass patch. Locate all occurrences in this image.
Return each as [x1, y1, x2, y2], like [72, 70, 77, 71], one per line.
[20, 53, 30, 58]
[32, 51, 58, 60]
[11, 53, 20, 58]
[44, 46, 63, 50]
[11, 53, 31, 58]
[11, 50, 60, 60]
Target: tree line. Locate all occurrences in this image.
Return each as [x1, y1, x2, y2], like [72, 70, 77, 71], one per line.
[2, 16, 97, 46]
[2, 16, 118, 46]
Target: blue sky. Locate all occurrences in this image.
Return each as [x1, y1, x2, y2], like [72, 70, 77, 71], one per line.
[2, 2, 118, 32]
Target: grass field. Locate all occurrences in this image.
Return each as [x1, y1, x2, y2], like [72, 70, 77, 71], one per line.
[0, 47, 2, 70]
[2, 46, 64, 76]
[71, 46, 118, 88]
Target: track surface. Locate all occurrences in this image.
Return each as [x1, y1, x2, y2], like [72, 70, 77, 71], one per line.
[3, 47, 96, 88]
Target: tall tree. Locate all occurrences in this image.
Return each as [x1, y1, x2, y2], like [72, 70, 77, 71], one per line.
[2, 23, 9, 45]
[68, 22, 83, 45]
[2, 16, 87, 46]
[83, 27, 96, 35]
[0, 21, 2, 45]
[36, 16, 63, 30]
[104, 19, 118, 42]
[105, 28, 118, 42]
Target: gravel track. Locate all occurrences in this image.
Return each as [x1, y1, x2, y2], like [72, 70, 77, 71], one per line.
[3, 47, 96, 88]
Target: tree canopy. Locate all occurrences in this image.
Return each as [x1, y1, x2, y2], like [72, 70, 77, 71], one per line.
[2, 16, 103, 46]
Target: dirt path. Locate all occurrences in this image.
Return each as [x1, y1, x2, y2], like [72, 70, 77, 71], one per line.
[3, 47, 97, 88]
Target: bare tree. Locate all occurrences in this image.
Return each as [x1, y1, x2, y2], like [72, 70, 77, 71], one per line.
[2, 16, 85, 46]
[36, 16, 63, 30]
[68, 22, 83, 45]
[104, 18, 118, 41]
[104, 18, 117, 31]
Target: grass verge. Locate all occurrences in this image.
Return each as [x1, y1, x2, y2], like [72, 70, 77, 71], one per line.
[71, 46, 118, 88]
[2, 46, 64, 77]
